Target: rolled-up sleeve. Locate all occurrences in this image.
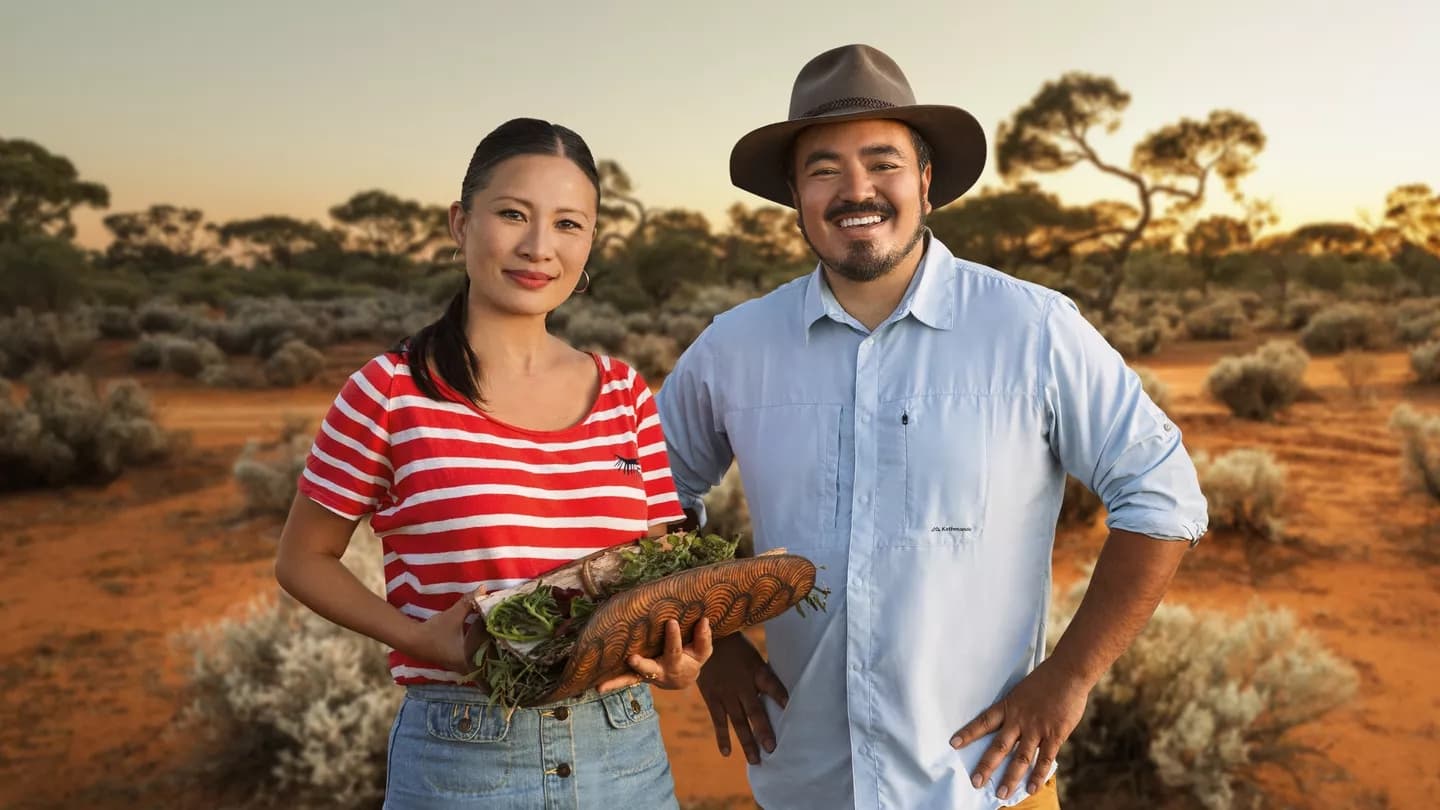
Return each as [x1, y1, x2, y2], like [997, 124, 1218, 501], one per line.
[654, 330, 734, 527]
[1041, 296, 1208, 544]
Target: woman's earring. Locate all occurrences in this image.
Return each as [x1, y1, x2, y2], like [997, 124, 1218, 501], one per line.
[575, 269, 591, 294]
[452, 248, 461, 263]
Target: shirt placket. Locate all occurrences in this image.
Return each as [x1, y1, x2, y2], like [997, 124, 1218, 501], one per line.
[847, 329, 883, 809]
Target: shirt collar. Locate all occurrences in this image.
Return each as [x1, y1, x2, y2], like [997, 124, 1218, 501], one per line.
[802, 230, 956, 337]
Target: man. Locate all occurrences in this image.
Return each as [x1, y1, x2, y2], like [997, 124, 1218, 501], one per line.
[656, 44, 1207, 809]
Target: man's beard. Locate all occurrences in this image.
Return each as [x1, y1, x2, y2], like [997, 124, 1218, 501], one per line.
[798, 197, 927, 283]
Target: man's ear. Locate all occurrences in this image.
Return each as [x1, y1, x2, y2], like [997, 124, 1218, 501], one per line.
[920, 164, 934, 216]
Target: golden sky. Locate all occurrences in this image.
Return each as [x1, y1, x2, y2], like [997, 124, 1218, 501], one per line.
[5, 0, 1437, 248]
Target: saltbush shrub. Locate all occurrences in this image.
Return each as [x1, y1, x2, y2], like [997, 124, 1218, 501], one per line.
[1280, 292, 1333, 331]
[1393, 298, 1440, 345]
[176, 521, 397, 809]
[1299, 304, 1387, 355]
[619, 332, 679, 381]
[0, 373, 169, 491]
[211, 297, 337, 358]
[1183, 296, 1250, 341]
[1205, 341, 1309, 421]
[1052, 583, 1358, 810]
[263, 340, 326, 387]
[1100, 316, 1166, 360]
[233, 417, 311, 515]
[1411, 341, 1440, 385]
[0, 309, 98, 377]
[1192, 448, 1287, 541]
[135, 300, 204, 334]
[555, 298, 627, 353]
[131, 333, 226, 379]
[86, 304, 141, 339]
[1132, 366, 1172, 411]
[1390, 404, 1440, 506]
[656, 312, 709, 351]
[703, 464, 753, 558]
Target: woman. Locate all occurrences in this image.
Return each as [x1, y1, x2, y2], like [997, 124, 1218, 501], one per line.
[275, 118, 711, 809]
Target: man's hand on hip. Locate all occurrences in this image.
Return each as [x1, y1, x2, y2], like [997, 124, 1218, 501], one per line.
[949, 660, 1090, 800]
[697, 631, 789, 765]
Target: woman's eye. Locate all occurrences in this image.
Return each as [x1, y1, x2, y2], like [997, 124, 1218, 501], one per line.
[498, 209, 525, 221]
[557, 219, 582, 230]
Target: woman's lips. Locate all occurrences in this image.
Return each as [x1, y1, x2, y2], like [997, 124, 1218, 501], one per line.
[503, 270, 555, 290]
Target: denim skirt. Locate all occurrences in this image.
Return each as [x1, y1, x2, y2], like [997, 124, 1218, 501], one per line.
[382, 682, 680, 810]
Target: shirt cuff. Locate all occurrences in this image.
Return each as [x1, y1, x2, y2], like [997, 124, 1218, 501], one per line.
[1105, 510, 1208, 547]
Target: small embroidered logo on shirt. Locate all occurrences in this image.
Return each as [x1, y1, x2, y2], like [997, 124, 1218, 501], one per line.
[613, 455, 641, 475]
[931, 526, 972, 533]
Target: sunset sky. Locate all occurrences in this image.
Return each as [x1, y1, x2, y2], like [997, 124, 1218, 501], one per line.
[5, 0, 1437, 248]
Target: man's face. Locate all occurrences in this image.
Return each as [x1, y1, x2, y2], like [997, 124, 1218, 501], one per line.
[790, 118, 932, 283]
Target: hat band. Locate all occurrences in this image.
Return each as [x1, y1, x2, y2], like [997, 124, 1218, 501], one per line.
[800, 96, 896, 119]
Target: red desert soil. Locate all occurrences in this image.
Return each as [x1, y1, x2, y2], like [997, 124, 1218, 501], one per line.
[1, 338, 1435, 809]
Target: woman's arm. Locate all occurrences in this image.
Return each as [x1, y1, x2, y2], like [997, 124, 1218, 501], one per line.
[275, 494, 479, 673]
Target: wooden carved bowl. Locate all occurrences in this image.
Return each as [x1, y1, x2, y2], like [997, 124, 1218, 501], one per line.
[539, 554, 817, 704]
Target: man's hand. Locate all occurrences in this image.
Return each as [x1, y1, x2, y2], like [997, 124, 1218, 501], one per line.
[949, 660, 1090, 800]
[697, 632, 789, 764]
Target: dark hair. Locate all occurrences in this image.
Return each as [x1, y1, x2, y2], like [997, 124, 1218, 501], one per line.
[402, 118, 600, 404]
[784, 122, 933, 185]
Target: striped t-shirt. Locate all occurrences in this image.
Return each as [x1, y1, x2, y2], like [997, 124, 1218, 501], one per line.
[298, 350, 686, 685]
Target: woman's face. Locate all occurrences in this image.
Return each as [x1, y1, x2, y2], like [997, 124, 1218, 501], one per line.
[450, 154, 597, 319]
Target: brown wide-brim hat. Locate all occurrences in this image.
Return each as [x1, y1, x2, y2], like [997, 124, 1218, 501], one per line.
[730, 44, 987, 209]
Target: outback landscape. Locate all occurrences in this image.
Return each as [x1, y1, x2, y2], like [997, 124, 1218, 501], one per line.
[4, 61, 1440, 809]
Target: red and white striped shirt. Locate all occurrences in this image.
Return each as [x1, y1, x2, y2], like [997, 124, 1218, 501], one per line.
[298, 350, 686, 685]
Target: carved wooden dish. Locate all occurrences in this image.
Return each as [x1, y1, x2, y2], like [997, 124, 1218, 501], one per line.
[539, 554, 817, 703]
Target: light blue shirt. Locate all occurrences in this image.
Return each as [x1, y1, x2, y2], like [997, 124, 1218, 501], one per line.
[656, 234, 1207, 810]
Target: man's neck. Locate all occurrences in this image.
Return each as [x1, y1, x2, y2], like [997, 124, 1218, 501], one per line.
[823, 238, 927, 332]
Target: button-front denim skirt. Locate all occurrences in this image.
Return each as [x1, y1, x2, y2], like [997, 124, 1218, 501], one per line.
[382, 682, 679, 810]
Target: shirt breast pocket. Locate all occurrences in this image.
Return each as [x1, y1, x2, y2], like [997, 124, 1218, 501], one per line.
[895, 394, 989, 547]
[724, 403, 841, 549]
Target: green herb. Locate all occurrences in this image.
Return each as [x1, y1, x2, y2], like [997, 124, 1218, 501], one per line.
[484, 585, 562, 642]
[615, 533, 738, 590]
[795, 583, 831, 617]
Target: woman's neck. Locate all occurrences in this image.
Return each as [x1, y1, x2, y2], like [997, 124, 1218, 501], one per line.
[463, 300, 561, 377]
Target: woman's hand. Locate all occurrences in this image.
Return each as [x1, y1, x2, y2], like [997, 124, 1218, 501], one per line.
[598, 618, 714, 692]
[406, 587, 489, 674]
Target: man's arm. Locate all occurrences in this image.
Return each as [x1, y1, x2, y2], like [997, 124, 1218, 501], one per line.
[656, 330, 787, 762]
[952, 295, 1208, 800]
[655, 331, 733, 530]
[951, 528, 1187, 798]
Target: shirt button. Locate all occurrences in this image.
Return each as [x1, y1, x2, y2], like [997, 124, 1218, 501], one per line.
[861, 413, 871, 424]
[552, 707, 569, 721]
[631, 698, 643, 713]
[555, 763, 572, 778]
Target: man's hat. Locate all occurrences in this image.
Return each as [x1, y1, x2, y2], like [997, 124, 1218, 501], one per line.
[729, 44, 987, 209]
